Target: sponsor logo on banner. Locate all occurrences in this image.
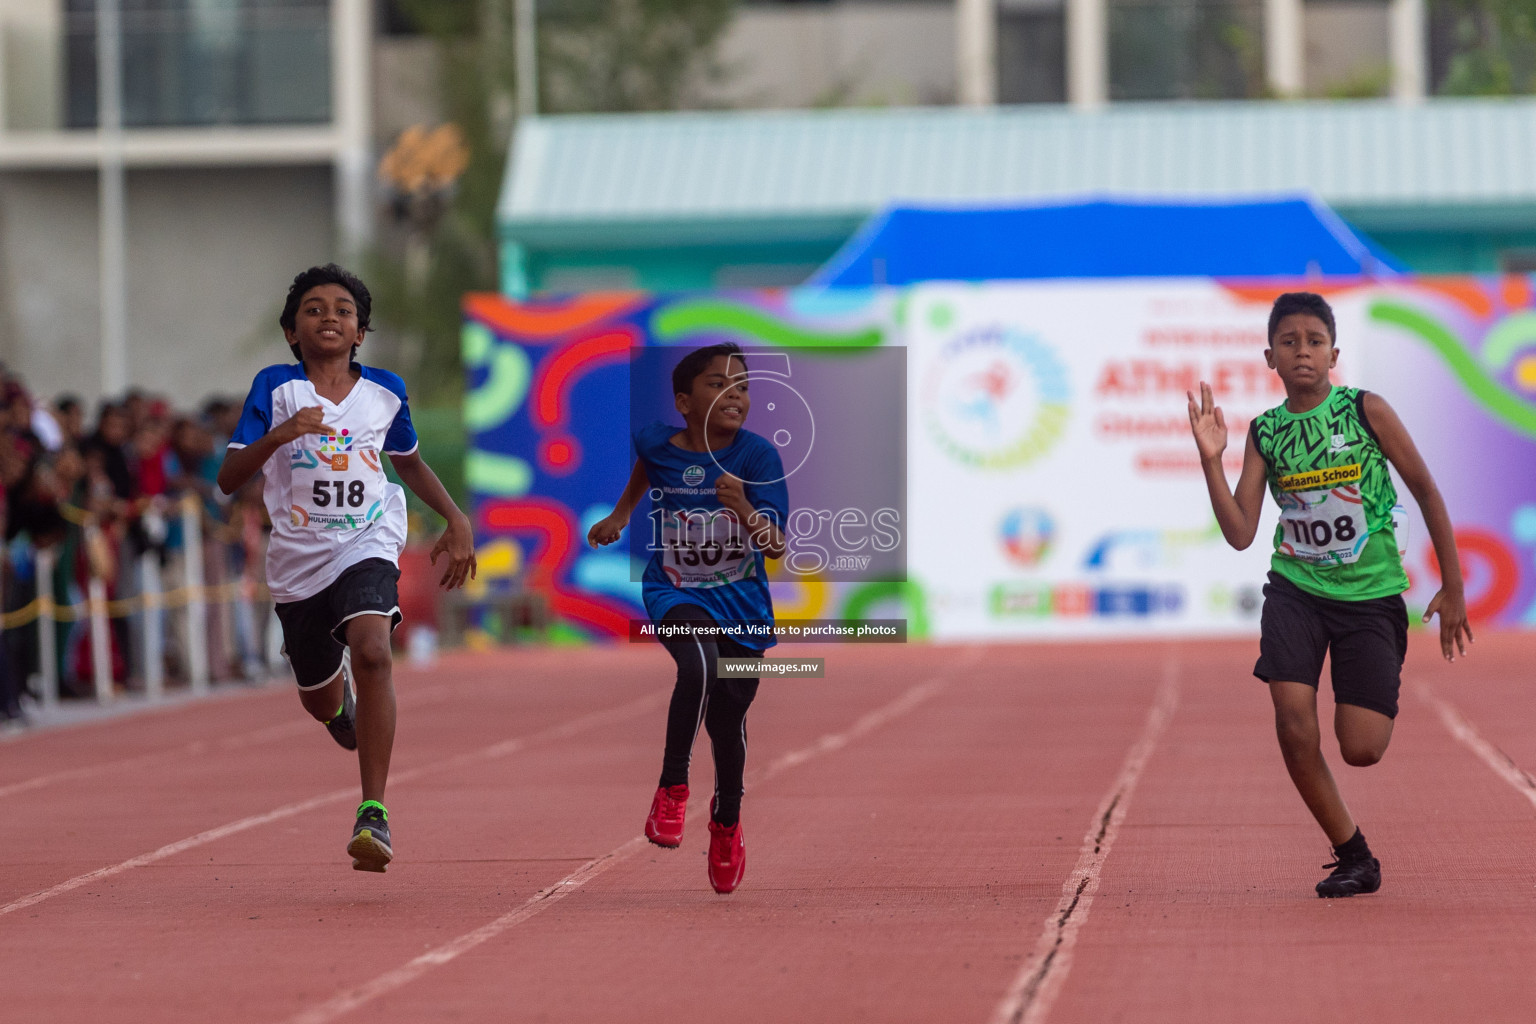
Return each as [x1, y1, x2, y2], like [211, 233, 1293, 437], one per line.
[999, 507, 1055, 567]
[923, 326, 1070, 469]
[988, 582, 1184, 619]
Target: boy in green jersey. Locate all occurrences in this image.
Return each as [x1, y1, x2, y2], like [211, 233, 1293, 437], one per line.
[1188, 291, 1472, 898]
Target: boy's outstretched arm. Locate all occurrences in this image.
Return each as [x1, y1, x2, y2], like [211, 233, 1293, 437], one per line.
[1363, 393, 1472, 661]
[388, 450, 477, 590]
[588, 458, 650, 548]
[1188, 382, 1267, 549]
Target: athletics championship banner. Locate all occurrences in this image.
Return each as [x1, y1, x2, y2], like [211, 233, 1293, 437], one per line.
[906, 278, 1536, 638]
[465, 277, 1536, 640]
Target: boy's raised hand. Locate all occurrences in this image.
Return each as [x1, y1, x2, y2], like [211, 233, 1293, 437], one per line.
[278, 406, 335, 443]
[715, 473, 749, 516]
[587, 514, 626, 548]
[1186, 381, 1228, 462]
[1423, 588, 1474, 662]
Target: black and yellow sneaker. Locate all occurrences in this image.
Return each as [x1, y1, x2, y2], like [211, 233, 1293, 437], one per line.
[348, 801, 393, 873]
[325, 667, 357, 752]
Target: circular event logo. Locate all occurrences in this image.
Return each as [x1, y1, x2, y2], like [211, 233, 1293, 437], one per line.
[923, 325, 1071, 469]
[682, 464, 706, 486]
[999, 507, 1054, 567]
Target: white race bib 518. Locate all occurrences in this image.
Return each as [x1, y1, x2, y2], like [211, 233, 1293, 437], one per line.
[290, 448, 386, 530]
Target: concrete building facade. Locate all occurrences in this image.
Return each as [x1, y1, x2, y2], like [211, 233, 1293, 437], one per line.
[0, 0, 376, 405]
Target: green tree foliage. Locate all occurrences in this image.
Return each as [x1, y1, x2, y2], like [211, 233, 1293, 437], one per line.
[372, 0, 738, 408]
[1435, 0, 1536, 95]
[540, 0, 736, 112]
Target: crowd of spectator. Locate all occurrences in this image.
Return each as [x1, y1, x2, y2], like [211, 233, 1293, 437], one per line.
[0, 369, 278, 730]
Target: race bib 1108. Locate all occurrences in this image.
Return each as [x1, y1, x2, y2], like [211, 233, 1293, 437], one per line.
[290, 448, 386, 530]
[1276, 464, 1369, 566]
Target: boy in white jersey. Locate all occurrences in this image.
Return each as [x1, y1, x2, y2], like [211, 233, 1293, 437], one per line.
[218, 264, 475, 872]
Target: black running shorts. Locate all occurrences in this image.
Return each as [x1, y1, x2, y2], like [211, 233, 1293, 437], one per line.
[274, 558, 403, 690]
[1252, 571, 1408, 719]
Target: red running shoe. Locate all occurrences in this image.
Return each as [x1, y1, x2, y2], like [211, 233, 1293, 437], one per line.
[707, 816, 745, 894]
[645, 784, 689, 847]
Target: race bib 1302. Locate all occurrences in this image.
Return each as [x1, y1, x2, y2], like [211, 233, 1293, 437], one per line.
[660, 509, 753, 588]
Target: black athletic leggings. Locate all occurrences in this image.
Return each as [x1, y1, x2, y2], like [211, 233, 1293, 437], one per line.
[657, 604, 761, 827]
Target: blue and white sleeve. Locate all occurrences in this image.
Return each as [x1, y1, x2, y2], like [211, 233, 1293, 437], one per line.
[379, 373, 419, 456]
[227, 372, 274, 449]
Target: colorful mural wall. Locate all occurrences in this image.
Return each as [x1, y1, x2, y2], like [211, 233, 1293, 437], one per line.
[461, 291, 918, 640]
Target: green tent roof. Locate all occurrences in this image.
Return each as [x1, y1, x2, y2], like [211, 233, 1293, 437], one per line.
[499, 99, 1536, 249]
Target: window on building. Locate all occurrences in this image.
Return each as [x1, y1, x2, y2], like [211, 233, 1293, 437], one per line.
[1428, 0, 1536, 95]
[713, 264, 822, 288]
[1304, 1, 1390, 99]
[66, 0, 332, 129]
[998, 0, 1067, 103]
[1109, 0, 1265, 100]
[539, 266, 640, 293]
[1500, 250, 1536, 275]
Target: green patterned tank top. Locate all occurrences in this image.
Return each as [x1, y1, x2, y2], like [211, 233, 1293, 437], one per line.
[1249, 386, 1408, 601]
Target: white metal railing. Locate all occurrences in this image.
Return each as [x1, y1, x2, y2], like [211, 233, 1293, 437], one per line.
[17, 495, 284, 708]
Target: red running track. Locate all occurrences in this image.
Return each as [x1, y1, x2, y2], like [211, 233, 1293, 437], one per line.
[3, 636, 1535, 1023]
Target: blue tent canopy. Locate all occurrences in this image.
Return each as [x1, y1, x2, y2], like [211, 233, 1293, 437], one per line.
[807, 195, 1402, 286]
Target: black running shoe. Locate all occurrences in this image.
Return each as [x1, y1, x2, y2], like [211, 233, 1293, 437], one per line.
[325, 668, 357, 752]
[348, 802, 393, 873]
[1315, 855, 1381, 898]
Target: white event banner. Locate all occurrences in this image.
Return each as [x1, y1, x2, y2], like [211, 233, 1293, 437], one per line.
[905, 280, 1384, 639]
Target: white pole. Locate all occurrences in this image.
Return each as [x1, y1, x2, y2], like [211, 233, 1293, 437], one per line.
[514, 0, 537, 118]
[1066, 0, 1107, 110]
[481, 0, 513, 141]
[331, 0, 373, 265]
[182, 497, 209, 694]
[97, 0, 128, 397]
[87, 576, 112, 704]
[0, 20, 9, 139]
[35, 547, 58, 710]
[1389, 0, 1427, 103]
[1264, 0, 1304, 97]
[956, 0, 998, 106]
[138, 550, 163, 699]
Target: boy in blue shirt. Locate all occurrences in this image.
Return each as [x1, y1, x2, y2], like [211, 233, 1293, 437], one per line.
[589, 343, 788, 893]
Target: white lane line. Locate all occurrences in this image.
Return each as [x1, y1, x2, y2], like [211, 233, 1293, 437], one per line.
[1418, 682, 1536, 812]
[281, 650, 982, 1024]
[0, 690, 668, 918]
[0, 722, 308, 801]
[0, 683, 456, 800]
[990, 656, 1182, 1024]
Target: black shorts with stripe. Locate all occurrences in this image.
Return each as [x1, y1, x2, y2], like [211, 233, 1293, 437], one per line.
[274, 558, 402, 690]
[1252, 571, 1408, 719]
